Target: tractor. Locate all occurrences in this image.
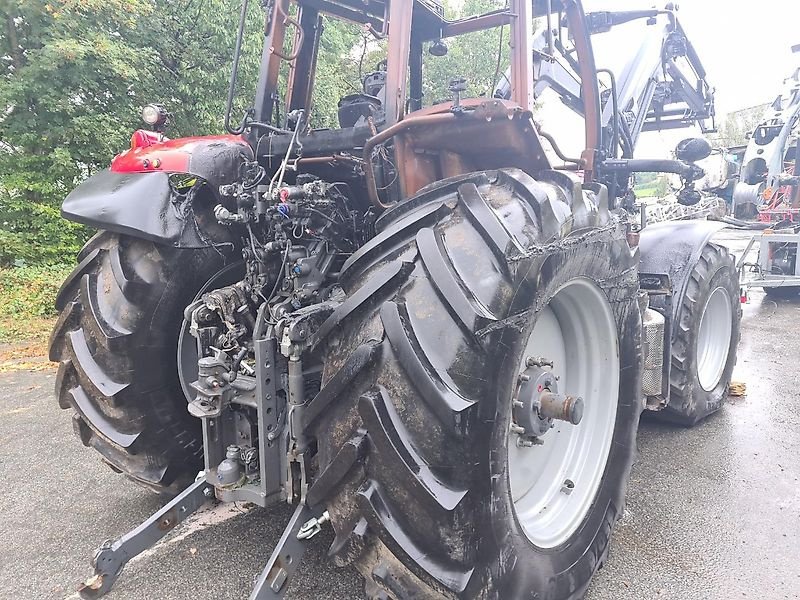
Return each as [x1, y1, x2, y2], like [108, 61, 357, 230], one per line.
[49, 1, 741, 598]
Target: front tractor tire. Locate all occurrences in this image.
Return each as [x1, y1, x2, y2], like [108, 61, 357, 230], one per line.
[49, 232, 229, 494]
[656, 243, 741, 426]
[307, 170, 643, 599]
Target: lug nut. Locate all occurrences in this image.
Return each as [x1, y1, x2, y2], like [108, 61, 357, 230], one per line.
[526, 356, 554, 368]
[516, 436, 544, 448]
[538, 391, 584, 425]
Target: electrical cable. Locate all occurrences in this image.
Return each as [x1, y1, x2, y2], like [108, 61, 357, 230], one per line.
[225, 0, 249, 135]
[492, 5, 508, 94]
[262, 243, 291, 316]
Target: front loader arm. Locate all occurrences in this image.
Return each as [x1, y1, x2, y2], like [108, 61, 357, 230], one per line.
[589, 8, 715, 158]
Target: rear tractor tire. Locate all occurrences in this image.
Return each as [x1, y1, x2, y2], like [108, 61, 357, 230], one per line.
[306, 170, 643, 599]
[49, 232, 232, 494]
[655, 243, 741, 426]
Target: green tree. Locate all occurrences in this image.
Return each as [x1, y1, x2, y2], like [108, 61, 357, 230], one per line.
[654, 175, 670, 197]
[422, 0, 511, 104]
[308, 17, 376, 128]
[1, 0, 513, 266]
[0, 0, 262, 265]
[708, 104, 769, 149]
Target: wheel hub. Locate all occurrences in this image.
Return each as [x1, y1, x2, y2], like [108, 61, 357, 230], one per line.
[512, 359, 584, 440]
[696, 286, 733, 391]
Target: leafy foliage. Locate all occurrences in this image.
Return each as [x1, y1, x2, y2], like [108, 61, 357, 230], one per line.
[633, 172, 670, 198]
[422, 0, 510, 105]
[708, 104, 769, 149]
[309, 17, 373, 128]
[0, 263, 73, 343]
[1, 0, 263, 264]
[1, 0, 510, 266]
[0, 263, 70, 317]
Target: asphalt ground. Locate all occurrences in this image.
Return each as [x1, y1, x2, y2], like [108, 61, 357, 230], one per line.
[1, 228, 798, 600]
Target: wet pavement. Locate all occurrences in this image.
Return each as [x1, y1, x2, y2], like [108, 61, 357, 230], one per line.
[1, 229, 798, 600]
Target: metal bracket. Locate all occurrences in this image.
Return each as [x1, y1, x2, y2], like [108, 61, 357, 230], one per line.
[77, 477, 212, 599]
[249, 448, 326, 598]
[297, 510, 330, 540]
[249, 502, 314, 599]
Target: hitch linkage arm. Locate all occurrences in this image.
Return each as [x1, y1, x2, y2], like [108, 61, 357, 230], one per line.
[77, 477, 213, 599]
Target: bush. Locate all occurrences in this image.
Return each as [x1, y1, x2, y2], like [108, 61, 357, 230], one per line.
[0, 264, 72, 318]
[0, 191, 91, 266]
[0, 264, 73, 343]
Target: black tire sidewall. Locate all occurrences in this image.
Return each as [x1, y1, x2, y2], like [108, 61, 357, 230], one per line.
[52, 232, 238, 493]
[682, 258, 741, 415]
[478, 245, 642, 598]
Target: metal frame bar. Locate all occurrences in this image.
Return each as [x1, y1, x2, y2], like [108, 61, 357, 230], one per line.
[249, 502, 314, 598]
[254, 0, 290, 124]
[384, 0, 412, 124]
[408, 37, 424, 113]
[564, 0, 602, 180]
[298, 0, 383, 30]
[739, 232, 800, 289]
[77, 478, 212, 599]
[509, 0, 535, 112]
[441, 10, 513, 38]
[287, 6, 323, 114]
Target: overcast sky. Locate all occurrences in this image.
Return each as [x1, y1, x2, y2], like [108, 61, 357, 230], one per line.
[659, 0, 800, 115]
[582, 0, 800, 156]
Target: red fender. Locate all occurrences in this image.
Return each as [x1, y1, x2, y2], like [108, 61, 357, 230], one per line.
[111, 130, 250, 179]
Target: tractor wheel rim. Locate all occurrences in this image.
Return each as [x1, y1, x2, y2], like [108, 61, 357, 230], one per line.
[696, 286, 733, 391]
[508, 278, 619, 549]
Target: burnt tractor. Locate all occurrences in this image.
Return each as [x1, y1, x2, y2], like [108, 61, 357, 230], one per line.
[49, 1, 741, 598]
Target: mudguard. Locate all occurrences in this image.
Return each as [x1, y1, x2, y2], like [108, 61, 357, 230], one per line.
[61, 134, 252, 248]
[638, 219, 727, 330]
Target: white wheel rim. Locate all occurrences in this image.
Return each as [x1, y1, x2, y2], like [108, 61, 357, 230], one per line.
[508, 279, 619, 549]
[696, 286, 733, 391]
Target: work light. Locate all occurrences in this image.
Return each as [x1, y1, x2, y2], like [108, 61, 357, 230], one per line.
[141, 104, 168, 130]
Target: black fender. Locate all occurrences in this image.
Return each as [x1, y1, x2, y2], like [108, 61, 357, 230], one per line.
[638, 219, 727, 330]
[61, 135, 252, 248]
[62, 170, 239, 248]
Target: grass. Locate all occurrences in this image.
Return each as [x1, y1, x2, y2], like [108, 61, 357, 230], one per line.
[0, 264, 73, 371]
[634, 186, 659, 198]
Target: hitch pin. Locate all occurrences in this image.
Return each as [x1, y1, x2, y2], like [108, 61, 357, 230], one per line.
[297, 510, 330, 540]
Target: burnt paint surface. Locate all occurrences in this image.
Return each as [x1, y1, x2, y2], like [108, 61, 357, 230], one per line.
[111, 134, 252, 191]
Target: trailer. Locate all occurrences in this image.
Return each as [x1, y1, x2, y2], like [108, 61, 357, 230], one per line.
[738, 228, 800, 298]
